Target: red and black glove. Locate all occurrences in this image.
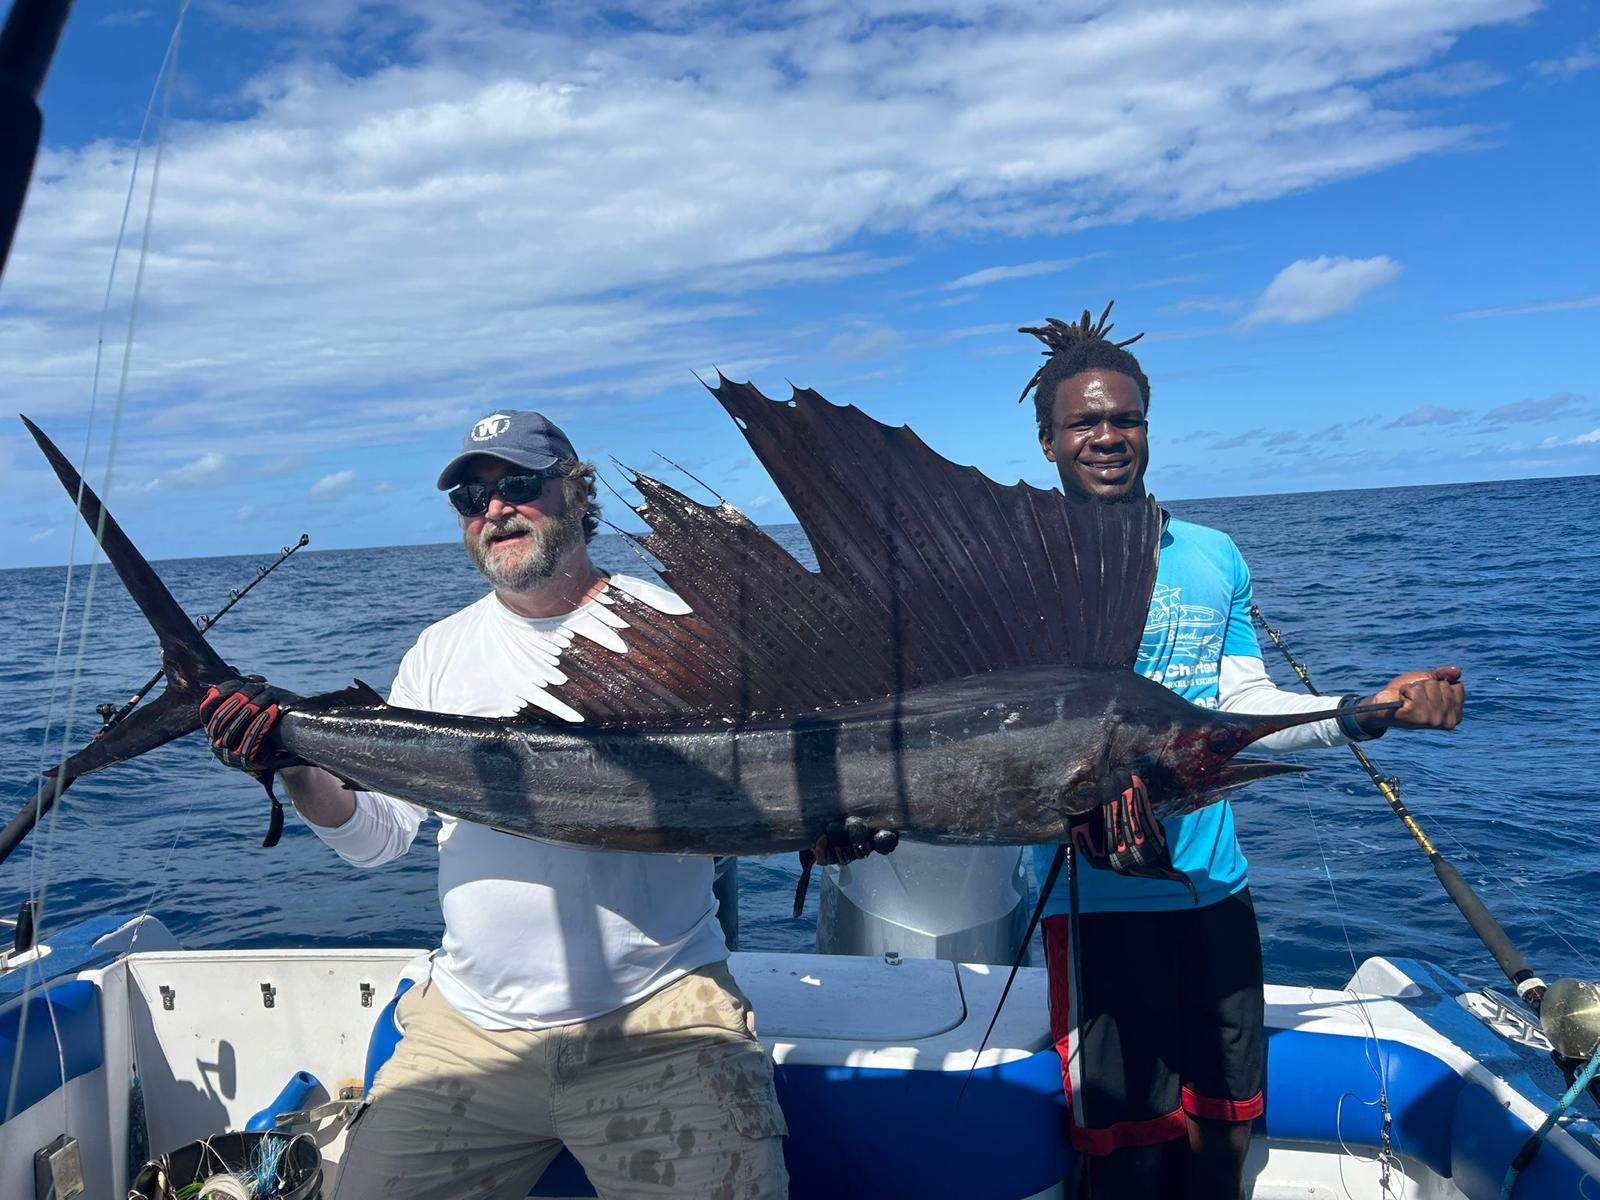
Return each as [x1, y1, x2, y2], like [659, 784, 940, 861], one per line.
[1068, 773, 1168, 873]
[200, 676, 305, 774]
[1100, 773, 1167, 875]
[1068, 773, 1196, 900]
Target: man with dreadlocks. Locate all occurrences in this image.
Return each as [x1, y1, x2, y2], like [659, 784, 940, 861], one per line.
[1018, 303, 1464, 1198]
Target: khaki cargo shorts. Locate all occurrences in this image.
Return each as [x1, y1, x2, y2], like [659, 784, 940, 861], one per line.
[328, 961, 788, 1199]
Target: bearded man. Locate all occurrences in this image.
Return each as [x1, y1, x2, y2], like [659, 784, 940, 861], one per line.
[200, 411, 790, 1199]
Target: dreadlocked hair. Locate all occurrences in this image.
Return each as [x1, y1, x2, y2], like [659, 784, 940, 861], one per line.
[1017, 301, 1149, 440]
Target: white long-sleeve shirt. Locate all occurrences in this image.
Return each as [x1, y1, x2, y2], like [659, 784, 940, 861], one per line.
[310, 574, 730, 1031]
[1219, 653, 1357, 752]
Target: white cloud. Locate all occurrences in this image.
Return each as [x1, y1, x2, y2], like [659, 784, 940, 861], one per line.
[1532, 37, 1600, 78]
[9, 4, 1536, 419]
[236, 503, 257, 521]
[945, 323, 1013, 340]
[28, 527, 58, 542]
[1244, 255, 1402, 325]
[1481, 393, 1590, 425]
[1451, 294, 1600, 320]
[825, 326, 902, 361]
[1372, 60, 1507, 100]
[1386, 405, 1469, 429]
[0, 0, 1533, 470]
[310, 470, 356, 500]
[1132, 273, 1205, 290]
[943, 256, 1104, 291]
[1537, 429, 1600, 449]
[167, 451, 226, 485]
[1165, 295, 1246, 316]
[99, 8, 154, 27]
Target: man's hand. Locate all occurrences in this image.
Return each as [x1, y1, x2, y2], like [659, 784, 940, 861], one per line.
[811, 817, 899, 866]
[200, 676, 306, 773]
[1357, 665, 1464, 733]
[793, 818, 900, 917]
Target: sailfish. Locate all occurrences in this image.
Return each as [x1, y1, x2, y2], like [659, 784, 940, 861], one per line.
[17, 380, 1383, 858]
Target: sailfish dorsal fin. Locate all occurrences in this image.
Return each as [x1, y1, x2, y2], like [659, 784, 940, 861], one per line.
[542, 379, 1161, 727]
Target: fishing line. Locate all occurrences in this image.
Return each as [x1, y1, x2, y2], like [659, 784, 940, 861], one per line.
[1405, 796, 1599, 978]
[23, 0, 189, 952]
[18, 0, 190, 831]
[129, 788, 203, 956]
[1289, 768, 1408, 1200]
[6, 0, 191, 1131]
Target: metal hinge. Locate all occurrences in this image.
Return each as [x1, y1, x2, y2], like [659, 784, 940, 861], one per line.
[33, 1134, 84, 1199]
[1460, 989, 1553, 1051]
[261, 983, 276, 1009]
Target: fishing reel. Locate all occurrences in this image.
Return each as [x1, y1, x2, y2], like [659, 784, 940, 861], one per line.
[1539, 978, 1600, 1107]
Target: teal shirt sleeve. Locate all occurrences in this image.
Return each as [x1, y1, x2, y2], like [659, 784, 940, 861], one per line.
[1224, 538, 1265, 660]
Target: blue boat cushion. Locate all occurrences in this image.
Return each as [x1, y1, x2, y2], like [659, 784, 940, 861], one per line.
[0, 979, 102, 1121]
[1263, 1027, 1461, 1179]
[1451, 1079, 1590, 1199]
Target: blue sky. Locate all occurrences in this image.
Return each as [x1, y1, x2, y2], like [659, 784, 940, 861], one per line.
[2, 0, 1596, 567]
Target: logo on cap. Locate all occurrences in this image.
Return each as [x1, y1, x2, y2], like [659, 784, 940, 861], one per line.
[471, 413, 513, 442]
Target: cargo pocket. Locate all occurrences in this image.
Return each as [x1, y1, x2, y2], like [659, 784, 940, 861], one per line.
[715, 1039, 789, 1140]
[696, 966, 789, 1138]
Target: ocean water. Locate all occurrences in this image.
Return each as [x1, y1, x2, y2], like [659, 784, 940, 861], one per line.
[1, 473, 1597, 992]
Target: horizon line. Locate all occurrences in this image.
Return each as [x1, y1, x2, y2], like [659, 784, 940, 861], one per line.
[6, 469, 1596, 573]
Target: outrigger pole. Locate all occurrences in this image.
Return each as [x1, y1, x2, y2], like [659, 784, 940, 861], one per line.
[0, 0, 74, 279]
[1249, 606, 1600, 1104]
[0, 534, 309, 873]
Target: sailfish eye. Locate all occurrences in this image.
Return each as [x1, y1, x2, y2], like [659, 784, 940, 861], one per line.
[1208, 728, 1235, 754]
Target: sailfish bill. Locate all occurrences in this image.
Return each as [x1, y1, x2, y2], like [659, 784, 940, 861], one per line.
[17, 389, 1386, 857]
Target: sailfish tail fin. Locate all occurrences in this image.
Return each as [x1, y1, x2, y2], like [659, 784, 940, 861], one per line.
[20, 416, 230, 786]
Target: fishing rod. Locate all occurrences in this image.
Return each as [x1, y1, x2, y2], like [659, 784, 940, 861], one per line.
[1250, 604, 1547, 1008]
[0, 0, 74, 280]
[1249, 605, 1600, 1100]
[0, 533, 309, 872]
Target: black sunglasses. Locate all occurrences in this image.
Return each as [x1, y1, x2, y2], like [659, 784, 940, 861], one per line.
[448, 471, 559, 517]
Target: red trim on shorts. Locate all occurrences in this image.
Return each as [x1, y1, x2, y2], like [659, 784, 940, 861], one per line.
[1043, 916, 1075, 1108]
[1071, 1110, 1187, 1155]
[1043, 916, 1187, 1156]
[1182, 1085, 1264, 1123]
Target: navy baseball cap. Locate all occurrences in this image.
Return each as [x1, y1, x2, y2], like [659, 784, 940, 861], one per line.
[436, 410, 578, 490]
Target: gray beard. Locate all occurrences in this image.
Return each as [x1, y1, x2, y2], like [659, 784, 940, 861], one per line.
[464, 508, 586, 592]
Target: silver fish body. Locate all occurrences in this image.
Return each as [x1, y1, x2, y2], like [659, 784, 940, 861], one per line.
[278, 665, 1307, 855]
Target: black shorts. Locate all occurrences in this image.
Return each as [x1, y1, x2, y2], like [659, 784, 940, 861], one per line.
[1042, 887, 1265, 1155]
